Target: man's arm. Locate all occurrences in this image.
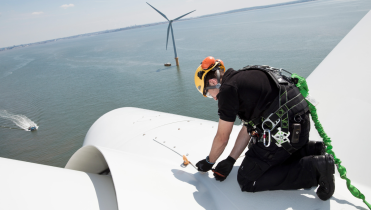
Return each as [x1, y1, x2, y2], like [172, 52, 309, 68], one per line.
[208, 119, 234, 163]
[229, 126, 250, 160]
[211, 124, 250, 181]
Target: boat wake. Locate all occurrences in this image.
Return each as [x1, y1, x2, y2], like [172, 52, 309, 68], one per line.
[0, 110, 38, 131]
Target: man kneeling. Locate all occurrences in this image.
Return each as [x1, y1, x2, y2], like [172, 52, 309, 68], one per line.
[194, 56, 335, 200]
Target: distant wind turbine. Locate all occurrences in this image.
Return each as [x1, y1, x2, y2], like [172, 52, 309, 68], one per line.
[146, 2, 195, 66]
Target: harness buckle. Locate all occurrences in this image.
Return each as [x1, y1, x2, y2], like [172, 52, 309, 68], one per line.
[262, 113, 280, 130]
[272, 127, 291, 147]
[263, 129, 271, 147]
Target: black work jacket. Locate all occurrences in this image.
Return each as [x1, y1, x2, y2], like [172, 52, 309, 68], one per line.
[217, 68, 279, 122]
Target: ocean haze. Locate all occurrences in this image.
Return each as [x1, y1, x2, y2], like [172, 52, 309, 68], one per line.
[0, 0, 370, 167]
[0, 0, 297, 48]
[0, 0, 315, 51]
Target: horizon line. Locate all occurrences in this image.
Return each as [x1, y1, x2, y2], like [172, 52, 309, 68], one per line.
[0, 0, 316, 51]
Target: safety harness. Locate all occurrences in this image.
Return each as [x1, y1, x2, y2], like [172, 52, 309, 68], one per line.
[241, 65, 308, 154]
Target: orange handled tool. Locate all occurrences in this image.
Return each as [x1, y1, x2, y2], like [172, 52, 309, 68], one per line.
[182, 155, 190, 165]
[182, 155, 197, 169]
[212, 169, 226, 178]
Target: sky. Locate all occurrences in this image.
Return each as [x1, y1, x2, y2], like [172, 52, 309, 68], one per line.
[0, 0, 293, 48]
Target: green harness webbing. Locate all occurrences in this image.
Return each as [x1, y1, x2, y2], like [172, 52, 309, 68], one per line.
[292, 73, 371, 209]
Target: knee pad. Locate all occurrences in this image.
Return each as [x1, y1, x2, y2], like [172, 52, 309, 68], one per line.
[238, 178, 256, 192]
[238, 157, 264, 192]
[237, 169, 256, 192]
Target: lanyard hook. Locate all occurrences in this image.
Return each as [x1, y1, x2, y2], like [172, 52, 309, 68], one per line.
[263, 129, 271, 147]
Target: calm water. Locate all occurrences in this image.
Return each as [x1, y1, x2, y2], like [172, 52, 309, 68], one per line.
[1, 0, 370, 167]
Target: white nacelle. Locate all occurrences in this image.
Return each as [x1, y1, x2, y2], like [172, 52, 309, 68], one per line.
[0, 157, 118, 210]
[307, 8, 371, 186]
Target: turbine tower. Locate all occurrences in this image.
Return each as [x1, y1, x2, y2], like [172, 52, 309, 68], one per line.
[147, 2, 195, 66]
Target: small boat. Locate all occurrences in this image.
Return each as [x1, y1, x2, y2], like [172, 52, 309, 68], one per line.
[164, 63, 171, 66]
[28, 126, 37, 131]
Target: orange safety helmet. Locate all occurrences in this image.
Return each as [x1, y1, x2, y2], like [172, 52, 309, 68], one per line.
[194, 56, 225, 97]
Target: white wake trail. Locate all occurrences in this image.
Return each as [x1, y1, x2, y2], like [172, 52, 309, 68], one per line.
[0, 110, 38, 131]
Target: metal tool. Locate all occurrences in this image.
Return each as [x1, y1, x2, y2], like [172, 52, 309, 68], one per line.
[153, 139, 197, 169]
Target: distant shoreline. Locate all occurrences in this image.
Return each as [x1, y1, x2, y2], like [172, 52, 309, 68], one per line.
[0, 0, 316, 52]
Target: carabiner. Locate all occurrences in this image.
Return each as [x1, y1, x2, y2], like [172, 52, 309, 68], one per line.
[263, 129, 271, 147]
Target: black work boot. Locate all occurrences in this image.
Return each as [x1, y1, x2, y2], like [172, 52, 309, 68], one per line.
[313, 154, 335, 200]
[302, 141, 326, 156]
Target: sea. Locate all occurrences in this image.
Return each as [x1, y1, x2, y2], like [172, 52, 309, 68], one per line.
[1, 0, 371, 168]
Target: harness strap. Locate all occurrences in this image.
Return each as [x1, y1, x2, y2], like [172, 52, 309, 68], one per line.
[244, 95, 301, 154]
[245, 117, 262, 129]
[280, 141, 297, 154]
[240, 65, 307, 155]
[255, 136, 296, 154]
[245, 92, 305, 131]
[262, 93, 305, 130]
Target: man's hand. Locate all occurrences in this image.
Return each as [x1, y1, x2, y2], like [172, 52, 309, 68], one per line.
[196, 158, 214, 172]
[213, 156, 236, 181]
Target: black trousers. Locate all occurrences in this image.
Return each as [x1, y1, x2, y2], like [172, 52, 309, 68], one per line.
[237, 113, 318, 192]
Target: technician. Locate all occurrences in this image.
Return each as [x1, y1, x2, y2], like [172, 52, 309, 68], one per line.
[194, 56, 335, 200]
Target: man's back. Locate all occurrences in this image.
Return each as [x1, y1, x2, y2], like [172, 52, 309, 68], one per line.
[218, 68, 279, 122]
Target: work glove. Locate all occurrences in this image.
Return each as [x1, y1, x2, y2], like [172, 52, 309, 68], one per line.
[213, 156, 236, 182]
[196, 156, 214, 172]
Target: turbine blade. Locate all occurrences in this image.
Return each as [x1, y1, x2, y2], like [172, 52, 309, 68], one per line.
[173, 10, 196, 21]
[146, 2, 169, 21]
[166, 23, 171, 50]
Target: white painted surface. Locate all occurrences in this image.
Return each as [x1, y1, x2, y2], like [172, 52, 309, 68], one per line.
[66, 145, 109, 174]
[70, 107, 371, 210]
[0, 157, 118, 210]
[307, 10, 371, 186]
[82, 107, 241, 166]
